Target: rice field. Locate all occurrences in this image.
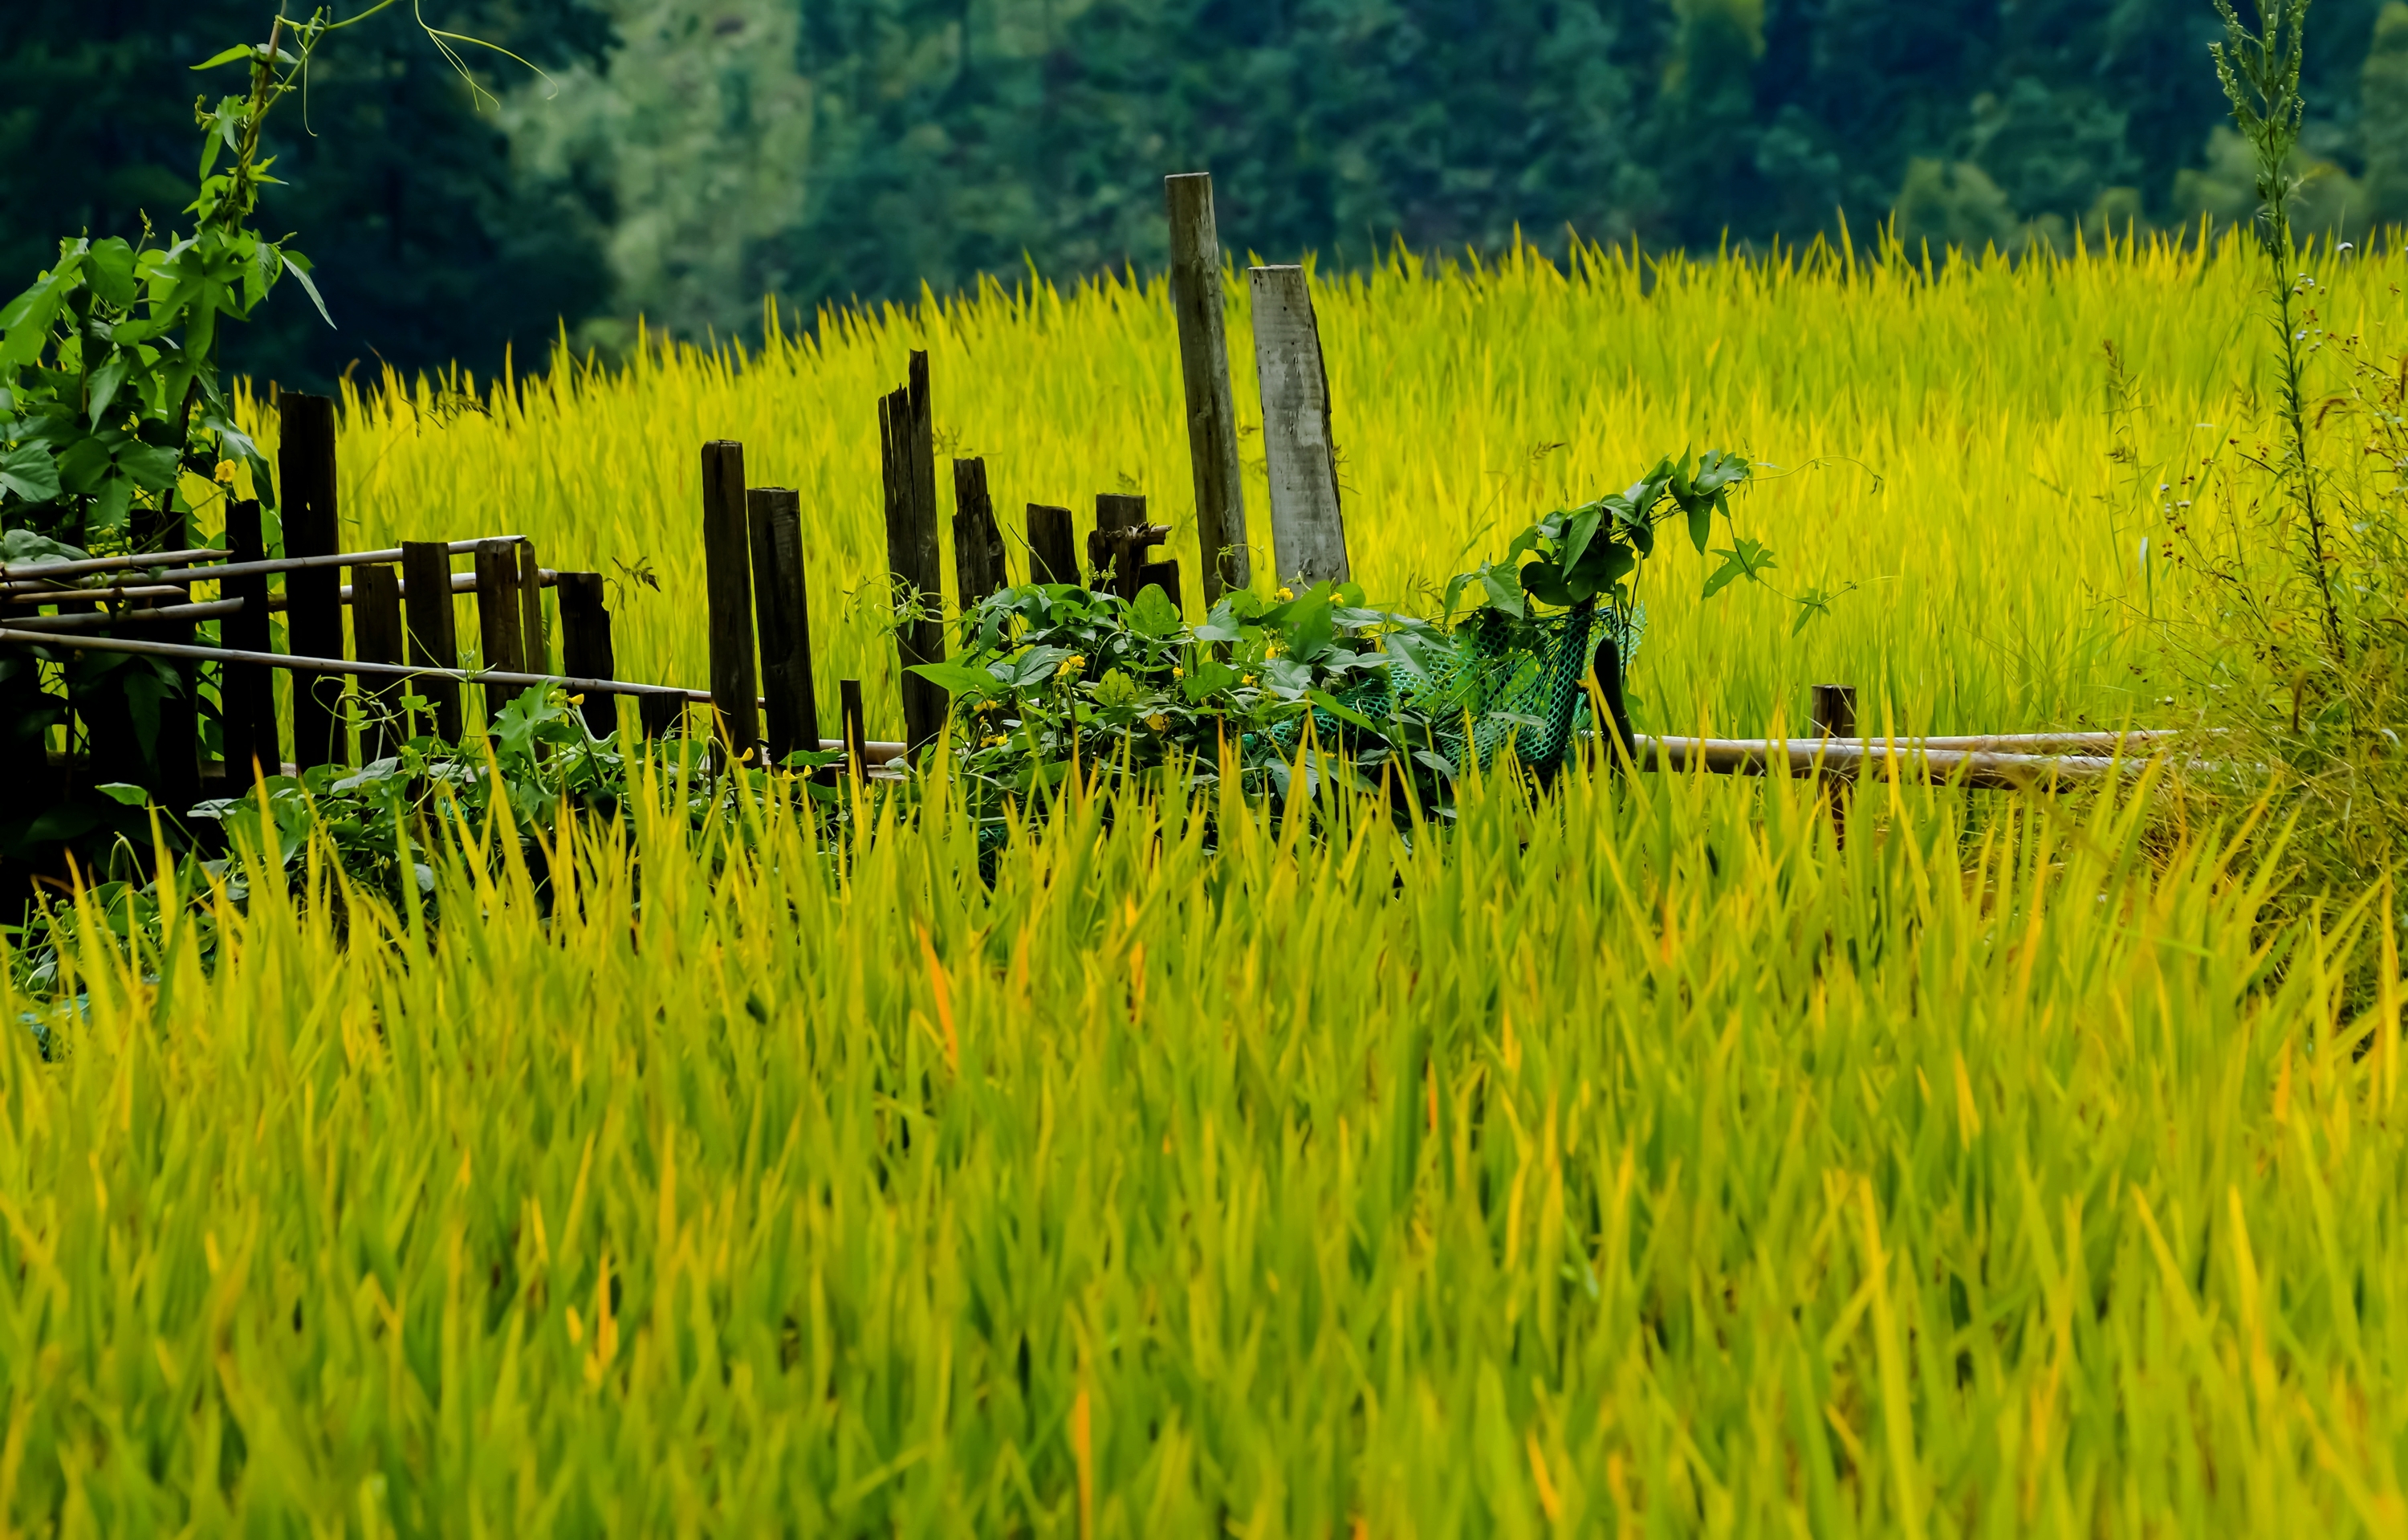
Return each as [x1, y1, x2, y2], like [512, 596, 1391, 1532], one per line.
[8, 236, 2407, 1533]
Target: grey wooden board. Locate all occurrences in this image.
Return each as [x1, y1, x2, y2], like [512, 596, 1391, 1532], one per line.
[1247, 265, 1349, 588]
[1165, 173, 1251, 601]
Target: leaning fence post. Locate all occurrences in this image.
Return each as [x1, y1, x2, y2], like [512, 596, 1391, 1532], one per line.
[700, 439, 762, 759]
[279, 393, 345, 769]
[1247, 265, 1349, 589]
[352, 564, 405, 760]
[747, 487, 820, 764]
[221, 498, 280, 782]
[400, 541, 462, 741]
[1165, 173, 1251, 604]
[1027, 504, 1078, 587]
[952, 458, 1007, 606]
[474, 537, 528, 719]
[881, 353, 947, 756]
[555, 572, 616, 739]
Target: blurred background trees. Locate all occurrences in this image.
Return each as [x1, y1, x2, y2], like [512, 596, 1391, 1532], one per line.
[9, 0, 2403, 389]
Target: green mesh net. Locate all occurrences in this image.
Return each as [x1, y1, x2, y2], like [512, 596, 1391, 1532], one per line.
[1272, 601, 1645, 776]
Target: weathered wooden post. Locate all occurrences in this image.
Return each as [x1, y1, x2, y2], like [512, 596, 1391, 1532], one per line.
[1089, 494, 1178, 604]
[1027, 504, 1079, 587]
[1248, 265, 1349, 589]
[840, 678, 868, 778]
[747, 487, 821, 764]
[952, 458, 1008, 606]
[352, 564, 405, 760]
[555, 572, 616, 739]
[279, 392, 345, 769]
[1812, 682, 1859, 845]
[1165, 173, 1251, 604]
[638, 688, 685, 741]
[699, 439, 762, 757]
[400, 541, 463, 741]
[474, 537, 527, 719]
[880, 352, 947, 756]
[221, 498, 279, 781]
[516, 540, 548, 677]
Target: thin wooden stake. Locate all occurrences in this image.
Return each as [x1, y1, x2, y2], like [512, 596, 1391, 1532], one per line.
[517, 539, 548, 677]
[1812, 682, 1859, 847]
[748, 487, 820, 763]
[840, 678, 868, 777]
[400, 541, 462, 741]
[1165, 173, 1251, 603]
[700, 439, 761, 758]
[1247, 265, 1349, 588]
[555, 572, 616, 739]
[279, 392, 344, 768]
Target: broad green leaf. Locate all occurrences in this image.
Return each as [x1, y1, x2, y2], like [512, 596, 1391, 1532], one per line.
[1479, 567, 1525, 619]
[909, 659, 1003, 698]
[1130, 583, 1181, 638]
[85, 353, 130, 426]
[95, 783, 150, 807]
[1304, 688, 1381, 733]
[280, 248, 335, 328]
[190, 43, 257, 70]
[0, 443, 61, 503]
[115, 438, 182, 491]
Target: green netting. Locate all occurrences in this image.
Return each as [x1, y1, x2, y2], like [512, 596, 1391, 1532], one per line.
[1275, 601, 1645, 775]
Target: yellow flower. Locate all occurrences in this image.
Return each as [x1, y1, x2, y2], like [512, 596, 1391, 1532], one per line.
[1145, 713, 1169, 732]
[1057, 654, 1086, 678]
[984, 733, 1007, 748]
[1171, 666, 1185, 679]
[1275, 586, 1294, 601]
[1240, 673, 1257, 686]
[213, 459, 238, 485]
[1263, 642, 1280, 658]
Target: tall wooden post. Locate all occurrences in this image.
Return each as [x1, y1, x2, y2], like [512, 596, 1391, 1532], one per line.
[1165, 173, 1251, 603]
[952, 458, 1007, 607]
[352, 564, 405, 760]
[1027, 504, 1078, 587]
[221, 499, 280, 782]
[279, 392, 345, 769]
[474, 537, 528, 719]
[556, 572, 616, 739]
[400, 541, 462, 741]
[517, 540, 548, 677]
[1247, 265, 1349, 589]
[880, 352, 946, 756]
[700, 439, 761, 756]
[747, 487, 820, 764]
[840, 679, 868, 776]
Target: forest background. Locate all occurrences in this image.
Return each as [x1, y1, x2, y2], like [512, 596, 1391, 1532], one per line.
[10, 0, 2408, 393]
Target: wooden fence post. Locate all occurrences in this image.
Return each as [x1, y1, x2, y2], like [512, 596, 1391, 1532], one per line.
[352, 564, 405, 760]
[1247, 265, 1349, 589]
[638, 688, 685, 741]
[555, 572, 616, 739]
[517, 540, 548, 677]
[1812, 682, 1859, 846]
[400, 540, 462, 742]
[474, 537, 527, 719]
[700, 439, 761, 757]
[881, 352, 947, 756]
[1027, 504, 1079, 587]
[840, 678, 868, 776]
[221, 498, 279, 783]
[747, 487, 820, 764]
[279, 392, 345, 769]
[1165, 172, 1251, 604]
[952, 458, 1007, 606]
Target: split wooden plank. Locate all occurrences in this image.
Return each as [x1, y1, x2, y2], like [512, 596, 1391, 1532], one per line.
[555, 572, 616, 739]
[952, 458, 1008, 606]
[700, 439, 762, 756]
[748, 487, 821, 763]
[1027, 504, 1079, 586]
[279, 392, 345, 769]
[399, 541, 463, 741]
[220, 499, 280, 781]
[352, 564, 405, 760]
[1165, 173, 1251, 603]
[1247, 264, 1349, 589]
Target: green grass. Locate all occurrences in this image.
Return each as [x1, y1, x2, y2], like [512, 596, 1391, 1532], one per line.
[5, 757, 2402, 1534]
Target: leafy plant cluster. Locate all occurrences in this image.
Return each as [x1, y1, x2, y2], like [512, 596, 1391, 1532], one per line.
[914, 453, 1775, 833]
